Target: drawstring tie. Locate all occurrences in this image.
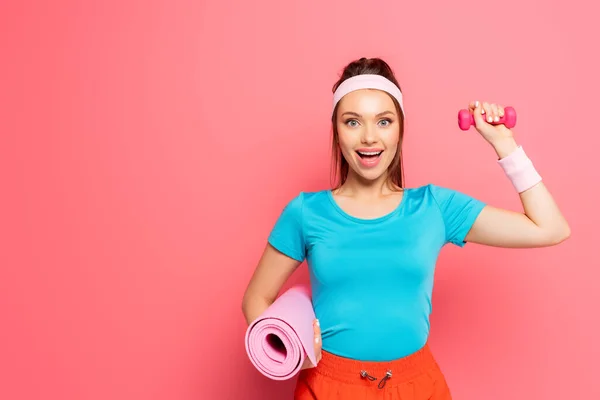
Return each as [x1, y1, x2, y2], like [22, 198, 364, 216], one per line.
[359, 369, 392, 389]
[378, 370, 392, 389]
[360, 370, 377, 381]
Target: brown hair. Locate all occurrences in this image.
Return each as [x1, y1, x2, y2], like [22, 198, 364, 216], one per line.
[330, 57, 405, 191]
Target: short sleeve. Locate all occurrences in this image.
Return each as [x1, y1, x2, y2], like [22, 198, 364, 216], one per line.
[428, 184, 486, 247]
[267, 192, 306, 262]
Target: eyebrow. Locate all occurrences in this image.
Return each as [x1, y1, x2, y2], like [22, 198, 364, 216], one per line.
[341, 110, 396, 118]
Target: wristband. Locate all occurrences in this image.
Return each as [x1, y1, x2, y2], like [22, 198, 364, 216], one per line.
[497, 146, 542, 193]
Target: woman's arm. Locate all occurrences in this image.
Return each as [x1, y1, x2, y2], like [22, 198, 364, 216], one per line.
[463, 101, 571, 248]
[241, 243, 301, 324]
[465, 182, 570, 248]
[241, 244, 323, 369]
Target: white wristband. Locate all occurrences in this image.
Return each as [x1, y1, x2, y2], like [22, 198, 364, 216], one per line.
[497, 146, 542, 193]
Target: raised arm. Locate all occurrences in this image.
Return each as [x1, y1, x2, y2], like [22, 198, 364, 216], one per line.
[465, 182, 570, 248]
[463, 101, 570, 248]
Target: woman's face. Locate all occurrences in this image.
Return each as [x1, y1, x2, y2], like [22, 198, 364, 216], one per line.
[335, 89, 400, 183]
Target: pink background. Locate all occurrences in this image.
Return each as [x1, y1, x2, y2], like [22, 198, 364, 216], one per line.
[1, 1, 598, 399]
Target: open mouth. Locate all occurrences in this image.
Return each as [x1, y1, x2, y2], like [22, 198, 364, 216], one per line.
[355, 149, 383, 167]
[356, 150, 383, 159]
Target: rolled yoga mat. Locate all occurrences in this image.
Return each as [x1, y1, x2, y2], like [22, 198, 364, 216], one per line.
[244, 285, 318, 380]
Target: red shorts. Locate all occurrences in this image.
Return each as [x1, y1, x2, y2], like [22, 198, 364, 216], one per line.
[294, 342, 452, 399]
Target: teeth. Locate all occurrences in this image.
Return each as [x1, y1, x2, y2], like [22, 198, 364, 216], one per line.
[358, 151, 382, 155]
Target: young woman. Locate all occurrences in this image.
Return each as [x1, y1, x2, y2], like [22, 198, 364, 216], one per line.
[241, 57, 570, 399]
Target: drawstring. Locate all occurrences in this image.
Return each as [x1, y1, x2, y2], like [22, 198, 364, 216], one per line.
[360, 370, 377, 381]
[359, 369, 392, 389]
[377, 370, 392, 389]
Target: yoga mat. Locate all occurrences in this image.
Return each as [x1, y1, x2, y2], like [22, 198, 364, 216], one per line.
[244, 285, 317, 380]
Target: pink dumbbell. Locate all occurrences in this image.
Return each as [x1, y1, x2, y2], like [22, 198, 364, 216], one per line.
[458, 106, 517, 130]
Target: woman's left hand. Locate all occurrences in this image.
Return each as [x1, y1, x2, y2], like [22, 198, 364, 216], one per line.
[468, 100, 515, 146]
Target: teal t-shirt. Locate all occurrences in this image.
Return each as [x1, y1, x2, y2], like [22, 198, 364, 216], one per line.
[267, 183, 486, 362]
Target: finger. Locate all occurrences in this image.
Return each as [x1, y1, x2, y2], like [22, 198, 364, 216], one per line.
[313, 319, 322, 360]
[498, 104, 505, 118]
[490, 103, 499, 122]
[468, 100, 479, 111]
[472, 101, 484, 125]
[481, 101, 488, 115]
[482, 102, 493, 123]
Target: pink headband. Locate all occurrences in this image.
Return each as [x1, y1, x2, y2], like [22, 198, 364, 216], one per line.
[332, 74, 405, 117]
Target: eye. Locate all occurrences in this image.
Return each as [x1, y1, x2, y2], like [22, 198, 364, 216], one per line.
[345, 119, 359, 127]
[379, 118, 393, 127]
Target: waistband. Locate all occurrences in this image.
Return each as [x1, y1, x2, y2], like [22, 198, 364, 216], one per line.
[313, 343, 438, 387]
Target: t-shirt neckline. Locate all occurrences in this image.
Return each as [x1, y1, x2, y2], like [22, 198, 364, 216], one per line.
[326, 188, 409, 224]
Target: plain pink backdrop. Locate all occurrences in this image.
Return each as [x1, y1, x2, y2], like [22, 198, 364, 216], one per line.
[1, 1, 598, 399]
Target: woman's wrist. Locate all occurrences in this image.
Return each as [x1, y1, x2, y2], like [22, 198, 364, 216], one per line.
[496, 143, 542, 193]
[491, 137, 519, 159]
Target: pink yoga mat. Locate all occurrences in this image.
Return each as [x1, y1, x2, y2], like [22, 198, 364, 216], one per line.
[244, 285, 317, 380]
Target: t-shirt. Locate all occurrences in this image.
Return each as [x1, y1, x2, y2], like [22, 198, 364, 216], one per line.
[267, 183, 486, 361]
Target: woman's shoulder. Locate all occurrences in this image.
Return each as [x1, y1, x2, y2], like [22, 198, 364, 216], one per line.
[403, 183, 471, 206]
[277, 188, 330, 209]
[403, 182, 440, 196]
[409, 182, 459, 195]
[296, 189, 331, 208]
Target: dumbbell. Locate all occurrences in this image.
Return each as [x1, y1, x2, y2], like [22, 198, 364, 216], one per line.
[458, 106, 517, 130]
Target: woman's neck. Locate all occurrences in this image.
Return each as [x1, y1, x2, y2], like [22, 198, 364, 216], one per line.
[334, 172, 402, 199]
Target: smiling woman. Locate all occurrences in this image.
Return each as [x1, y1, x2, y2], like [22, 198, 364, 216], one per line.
[336, 95, 399, 175]
[241, 57, 570, 400]
[330, 59, 406, 191]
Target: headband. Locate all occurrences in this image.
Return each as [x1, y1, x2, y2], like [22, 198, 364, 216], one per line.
[332, 74, 404, 118]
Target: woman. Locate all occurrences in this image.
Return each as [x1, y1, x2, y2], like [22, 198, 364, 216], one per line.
[241, 57, 570, 399]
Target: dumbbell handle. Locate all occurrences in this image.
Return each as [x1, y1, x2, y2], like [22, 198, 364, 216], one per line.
[458, 106, 517, 130]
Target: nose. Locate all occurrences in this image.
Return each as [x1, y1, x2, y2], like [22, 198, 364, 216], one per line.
[361, 122, 378, 144]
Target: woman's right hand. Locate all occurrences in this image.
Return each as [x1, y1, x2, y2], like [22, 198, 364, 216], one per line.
[300, 319, 322, 370]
